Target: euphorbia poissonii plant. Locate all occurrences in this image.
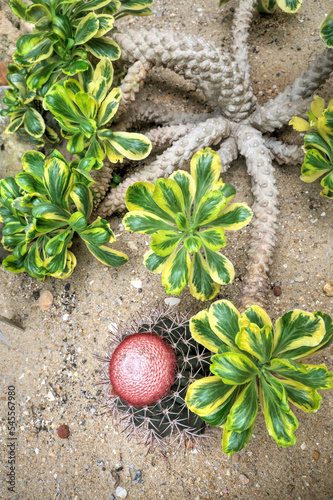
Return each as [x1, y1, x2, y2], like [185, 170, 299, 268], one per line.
[122, 148, 253, 300]
[185, 300, 333, 455]
[0, 149, 128, 280]
[219, 0, 303, 13]
[290, 96, 333, 199]
[43, 57, 152, 166]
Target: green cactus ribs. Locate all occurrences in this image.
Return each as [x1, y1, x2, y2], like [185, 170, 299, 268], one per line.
[95, 306, 212, 451]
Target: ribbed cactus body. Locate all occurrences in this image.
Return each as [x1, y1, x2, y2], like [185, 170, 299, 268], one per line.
[96, 308, 211, 450]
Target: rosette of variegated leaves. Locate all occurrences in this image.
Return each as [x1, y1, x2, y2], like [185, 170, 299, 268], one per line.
[290, 96, 333, 199]
[43, 57, 152, 166]
[0, 64, 59, 148]
[0, 149, 128, 280]
[9, 0, 154, 91]
[185, 300, 333, 455]
[219, 0, 303, 14]
[122, 148, 253, 301]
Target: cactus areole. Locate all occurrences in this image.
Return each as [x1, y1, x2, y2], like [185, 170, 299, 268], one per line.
[109, 332, 177, 407]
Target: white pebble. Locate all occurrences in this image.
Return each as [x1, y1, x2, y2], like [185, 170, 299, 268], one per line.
[301, 442, 307, 450]
[62, 313, 70, 321]
[47, 391, 55, 401]
[164, 297, 181, 306]
[321, 212, 326, 217]
[131, 280, 142, 289]
[115, 486, 127, 499]
[35, 448, 39, 454]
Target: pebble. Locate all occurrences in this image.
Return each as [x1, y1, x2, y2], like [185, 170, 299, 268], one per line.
[239, 474, 249, 485]
[127, 241, 138, 252]
[130, 280, 142, 289]
[273, 285, 282, 296]
[57, 425, 70, 439]
[301, 442, 307, 450]
[313, 450, 320, 460]
[164, 297, 181, 306]
[323, 282, 333, 297]
[62, 313, 70, 321]
[115, 486, 127, 499]
[39, 290, 53, 310]
[47, 390, 56, 401]
[133, 470, 142, 483]
[294, 275, 304, 282]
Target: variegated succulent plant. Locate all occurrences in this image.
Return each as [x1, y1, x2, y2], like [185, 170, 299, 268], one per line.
[0, 64, 59, 148]
[123, 148, 253, 300]
[185, 300, 333, 455]
[320, 9, 333, 48]
[43, 57, 152, 166]
[219, 0, 303, 14]
[290, 96, 333, 199]
[0, 149, 128, 280]
[9, 0, 153, 90]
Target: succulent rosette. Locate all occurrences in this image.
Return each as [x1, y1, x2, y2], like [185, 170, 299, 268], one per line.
[43, 57, 152, 166]
[0, 149, 128, 279]
[290, 96, 333, 199]
[122, 148, 253, 301]
[185, 300, 333, 455]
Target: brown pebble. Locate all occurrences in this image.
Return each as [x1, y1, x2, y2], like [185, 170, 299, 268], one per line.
[323, 282, 333, 297]
[39, 290, 53, 310]
[57, 425, 70, 439]
[239, 474, 249, 485]
[273, 285, 282, 296]
[313, 450, 320, 461]
[0, 62, 8, 86]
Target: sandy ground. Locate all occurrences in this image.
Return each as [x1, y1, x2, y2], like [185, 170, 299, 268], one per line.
[0, 1, 333, 499]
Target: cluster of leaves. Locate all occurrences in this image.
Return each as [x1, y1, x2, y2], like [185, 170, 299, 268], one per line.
[0, 64, 59, 148]
[320, 9, 333, 47]
[9, 0, 153, 90]
[123, 148, 253, 301]
[219, 0, 303, 14]
[0, 150, 128, 280]
[290, 96, 333, 199]
[185, 300, 333, 455]
[43, 57, 152, 166]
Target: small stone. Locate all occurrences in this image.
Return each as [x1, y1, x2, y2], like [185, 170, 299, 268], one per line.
[64, 283, 70, 291]
[62, 313, 70, 321]
[273, 286, 282, 296]
[164, 297, 181, 306]
[47, 390, 55, 401]
[239, 474, 249, 485]
[130, 280, 142, 289]
[313, 450, 320, 461]
[323, 282, 333, 297]
[295, 275, 304, 282]
[39, 290, 53, 310]
[301, 442, 306, 450]
[115, 486, 127, 499]
[127, 241, 138, 252]
[133, 470, 142, 483]
[57, 425, 70, 439]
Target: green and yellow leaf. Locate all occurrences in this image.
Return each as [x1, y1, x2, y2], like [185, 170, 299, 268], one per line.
[268, 358, 333, 390]
[161, 246, 191, 295]
[235, 324, 273, 364]
[185, 376, 237, 418]
[74, 12, 99, 45]
[272, 310, 326, 357]
[209, 299, 241, 349]
[150, 230, 183, 257]
[108, 131, 152, 160]
[210, 352, 259, 385]
[197, 227, 226, 252]
[189, 251, 220, 302]
[209, 203, 253, 230]
[152, 178, 185, 218]
[85, 242, 128, 267]
[280, 379, 322, 413]
[204, 245, 235, 285]
[194, 191, 226, 227]
[191, 148, 221, 211]
[143, 249, 171, 274]
[169, 170, 195, 217]
[190, 308, 227, 353]
[125, 182, 175, 222]
[222, 423, 254, 456]
[320, 9, 333, 47]
[123, 211, 176, 234]
[225, 379, 258, 432]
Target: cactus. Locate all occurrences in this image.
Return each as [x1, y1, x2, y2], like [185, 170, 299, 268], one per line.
[96, 306, 212, 450]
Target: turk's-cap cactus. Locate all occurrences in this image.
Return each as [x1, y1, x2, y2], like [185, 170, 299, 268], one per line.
[123, 148, 253, 301]
[290, 96, 333, 199]
[96, 307, 212, 450]
[185, 300, 333, 455]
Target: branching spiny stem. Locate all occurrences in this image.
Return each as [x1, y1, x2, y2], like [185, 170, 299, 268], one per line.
[264, 137, 305, 166]
[231, 0, 255, 91]
[236, 125, 278, 309]
[117, 60, 152, 118]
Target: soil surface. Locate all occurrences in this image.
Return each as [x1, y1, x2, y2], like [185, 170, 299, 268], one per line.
[0, 1, 333, 499]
